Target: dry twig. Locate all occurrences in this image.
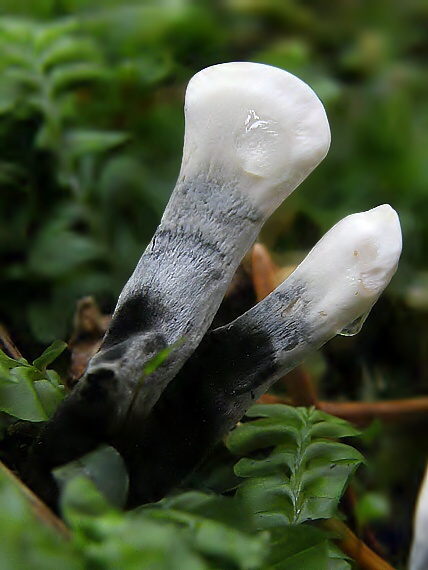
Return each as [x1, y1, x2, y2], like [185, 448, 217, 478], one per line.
[0, 324, 23, 360]
[0, 461, 70, 539]
[259, 393, 428, 427]
[324, 519, 395, 570]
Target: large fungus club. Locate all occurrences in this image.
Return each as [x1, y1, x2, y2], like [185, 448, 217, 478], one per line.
[25, 62, 402, 509]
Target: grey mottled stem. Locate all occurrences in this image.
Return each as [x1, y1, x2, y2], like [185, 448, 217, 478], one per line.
[123, 206, 401, 505]
[123, 280, 327, 505]
[24, 174, 262, 498]
[87, 173, 262, 421]
[24, 207, 400, 509]
[80, 60, 330, 427]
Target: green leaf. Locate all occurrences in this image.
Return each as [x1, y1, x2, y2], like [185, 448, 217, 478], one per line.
[228, 404, 363, 566]
[115, 53, 172, 87]
[0, 43, 31, 69]
[33, 340, 67, 372]
[61, 475, 112, 523]
[0, 18, 36, 43]
[64, 129, 129, 160]
[302, 441, 364, 465]
[40, 36, 100, 72]
[309, 421, 360, 439]
[192, 519, 267, 570]
[245, 404, 305, 426]
[3, 67, 40, 90]
[0, 366, 48, 421]
[153, 491, 257, 534]
[0, 349, 28, 369]
[354, 492, 391, 527]
[0, 464, 82, 570]
[29, 226, 105, 278]
[0, 93, 16, 115]
[33, 379, 65, 417]
[235, 476, 294, 528]
[125, 338, 187, 419]
[54, 446, 129, 510]
[0, 90, 18, 114]
[144, 338, 186, 376]
[50, 62, 109, 93]
[61, 478, 208, 570]
[45, 369, 63, 387]
[139, 491, 269, 570]
[0, 346, 66, 423]
[33, 19, 78, 52]
[227, 421, 298, 456]
[234, 453, 293, 479]
[268, 526, 351, 570]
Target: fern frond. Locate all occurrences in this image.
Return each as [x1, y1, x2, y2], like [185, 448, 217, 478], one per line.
[227, 404, 363, 568]
[228, 404, 362, 527]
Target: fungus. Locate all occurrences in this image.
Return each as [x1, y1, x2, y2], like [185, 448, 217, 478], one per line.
[409, 465, 428, 570]
[86, 62, 331, 421]
[122, 205, 402, 505]
[25, 63, 402, 510]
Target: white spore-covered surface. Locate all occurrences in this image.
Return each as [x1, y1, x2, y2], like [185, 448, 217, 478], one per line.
[290, 204, 403, 339]
[181, 62, 331, 215]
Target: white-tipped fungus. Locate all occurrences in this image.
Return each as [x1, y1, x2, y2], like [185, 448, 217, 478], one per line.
[409, 465, 428, 570]
[88, 63, 332, 419]
[28, 62, 403, 511]
[215, 204, 402, 391]
[283, 204, 402, 340]
[130, 205, 402, 504]
[181, 62, 331, 215]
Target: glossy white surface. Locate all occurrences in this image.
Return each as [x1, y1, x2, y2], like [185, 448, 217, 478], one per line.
[180, 62, 331, 215]
[280, 204, 402, 338]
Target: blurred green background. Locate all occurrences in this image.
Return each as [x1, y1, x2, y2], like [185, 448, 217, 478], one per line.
[0, 1, 427, 565]
[1, 0, 427, 351]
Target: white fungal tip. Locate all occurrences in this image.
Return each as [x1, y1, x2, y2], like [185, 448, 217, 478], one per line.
[289, 204, 402, 336]
[341, 204, 402, 297]
[181, 62, 331, 214]
[410, 466, 428, 570]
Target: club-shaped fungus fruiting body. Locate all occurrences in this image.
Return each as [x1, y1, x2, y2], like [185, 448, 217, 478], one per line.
[86, 62, 332, 420]
[284, 204, 403, 341]
[181, 62, 331, 214]
[127, 204, 402, 505]
[24, 62, 403, 512]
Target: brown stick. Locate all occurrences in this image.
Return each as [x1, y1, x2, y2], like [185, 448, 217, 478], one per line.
[319, 398, 428, 426]
[258, 393, 428, 427]
[324, 519, 395, 570]
[0, 461, 70, 539]
[283, 365, 319, 408]
[258, 393, 292, 405]
[0, 324, 23, 360]
[251, 243, 278, 303]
